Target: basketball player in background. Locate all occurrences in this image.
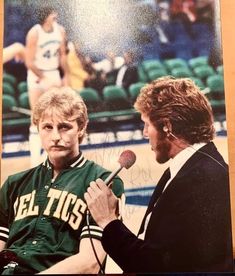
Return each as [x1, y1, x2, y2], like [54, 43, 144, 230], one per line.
[25, 6, 69, 167]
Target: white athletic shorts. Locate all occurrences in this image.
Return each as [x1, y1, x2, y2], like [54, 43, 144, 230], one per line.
[27, 69, 62, 92]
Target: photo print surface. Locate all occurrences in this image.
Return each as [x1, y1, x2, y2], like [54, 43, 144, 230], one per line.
[1, 0, 234, 273]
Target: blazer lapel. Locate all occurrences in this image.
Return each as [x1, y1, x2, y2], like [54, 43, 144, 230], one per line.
[138, 168, 170, 236]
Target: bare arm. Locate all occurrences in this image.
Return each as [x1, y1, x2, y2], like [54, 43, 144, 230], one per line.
[38, 237, 106, 274]
[25, 27, 44, 79]
[182, 2, 196, 22]
[3, 43, 25, 64]
[0, 241, 6, 252]
[59, 26, 70, 86]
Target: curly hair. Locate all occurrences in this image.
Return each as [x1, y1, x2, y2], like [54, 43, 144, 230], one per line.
[36, 6, 55, 25]
[134, 76, 215, 144]
[33, 87, 88, 144]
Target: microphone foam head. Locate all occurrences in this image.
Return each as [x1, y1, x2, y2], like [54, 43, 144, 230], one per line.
[118, 150, 136, 169]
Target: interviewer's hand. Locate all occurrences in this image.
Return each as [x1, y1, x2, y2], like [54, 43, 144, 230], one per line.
[84, 179, 118, 229]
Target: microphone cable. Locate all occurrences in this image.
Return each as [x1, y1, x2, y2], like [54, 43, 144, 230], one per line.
[85, 149, 136, 274]
[86, 209, 105, 274]
[168, 132, 228, 171]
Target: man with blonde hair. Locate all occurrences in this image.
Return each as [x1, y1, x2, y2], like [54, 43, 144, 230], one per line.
[0, 87, 124, 274]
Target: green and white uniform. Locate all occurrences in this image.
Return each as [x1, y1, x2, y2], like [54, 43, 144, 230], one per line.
[0, 152, 124, 274]
[27, 22, 63, 92]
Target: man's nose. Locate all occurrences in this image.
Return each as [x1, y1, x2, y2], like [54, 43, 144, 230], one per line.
[51, 128, 61, 141]
[143, 126, 148, 138]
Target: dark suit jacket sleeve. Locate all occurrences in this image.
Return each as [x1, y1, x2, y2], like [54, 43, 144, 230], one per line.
[101, 143, 233, 273]
[122, 66, 139, 90]
[102, 219, 166, 272]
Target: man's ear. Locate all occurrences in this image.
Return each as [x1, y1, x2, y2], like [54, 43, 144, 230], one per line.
[78, 128, 85, 137]
[162, 119, 172, 134]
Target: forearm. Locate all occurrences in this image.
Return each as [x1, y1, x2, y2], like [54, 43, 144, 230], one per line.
[39, 237, 106, 274]
[38, 253, 101, 274]
[3, 43, 25, 64]
[102, 220, 164, 273]
[26, 61, 43, 79]
[0, 241, 6, 252]
[186, 11, 196, 22]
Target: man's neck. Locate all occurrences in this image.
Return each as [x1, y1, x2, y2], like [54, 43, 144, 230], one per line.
[49, 152, 82, 178]
[169, 138, 190, 159]
[42, 22, 54, 33]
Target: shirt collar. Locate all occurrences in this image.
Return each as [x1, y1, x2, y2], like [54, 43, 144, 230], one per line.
[43, 152, 87, 169]
[169, 142, 207, 180]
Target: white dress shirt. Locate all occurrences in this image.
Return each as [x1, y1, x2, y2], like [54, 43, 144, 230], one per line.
[93, 56, 124, 74]
[139, 142, 206, 240]
[115, 65, 127, 87]
[163, 142, 206, 192]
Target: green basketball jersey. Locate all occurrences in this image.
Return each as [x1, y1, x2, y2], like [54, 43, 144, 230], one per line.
[0, 152, 124, 273]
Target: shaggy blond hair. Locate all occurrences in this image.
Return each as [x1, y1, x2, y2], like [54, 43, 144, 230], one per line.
[33, 86, 88, 143]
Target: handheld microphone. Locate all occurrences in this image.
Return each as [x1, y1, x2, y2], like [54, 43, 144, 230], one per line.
[105, 150, 136, 186]
[86, 150, 136, 273]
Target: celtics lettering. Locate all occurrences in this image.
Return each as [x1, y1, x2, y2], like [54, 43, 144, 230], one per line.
[14, 189, 87, 230]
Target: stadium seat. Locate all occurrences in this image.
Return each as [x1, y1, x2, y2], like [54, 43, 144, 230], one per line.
[164, 58, 188, 71]
[102, 85, 131, 111]
[193, 65, 215, 81]
[3, 94, 17, 113]
[3, 82, 15, 96]
[128, 82, 146, 104]
[206, 74, 224, 101]
[206, 74, 224, 92]
[18, 92, 30, 109]
[148, 68, 168, 81]
[188, 56, 208, 69]
[138, 65, 149, 83]
[142, 59, 165, 72]
[210, 99, 226, 118]
[79, 88, 103, 112]
[190, 77, 206, 90]
[204, 75, 226, 120]
[171, 67, 193, 78]
[216, 65, 224, 75]
[3, 73, 17, 87]
[17, 81, 28, 94]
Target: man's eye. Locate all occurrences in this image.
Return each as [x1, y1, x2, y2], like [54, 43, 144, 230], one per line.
[59, 125, 70, 130]
[44, 125, 52, 130]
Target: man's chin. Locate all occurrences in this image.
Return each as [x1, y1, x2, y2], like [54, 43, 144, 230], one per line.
[156, 158, 167, 164]
[49, 151, 67, 160]
[155, 151, 170, 164]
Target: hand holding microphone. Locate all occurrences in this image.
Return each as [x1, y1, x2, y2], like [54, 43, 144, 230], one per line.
[104, 149, 136, 186]
[84, 150, 136, 229]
